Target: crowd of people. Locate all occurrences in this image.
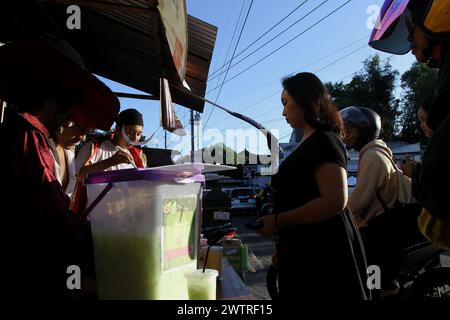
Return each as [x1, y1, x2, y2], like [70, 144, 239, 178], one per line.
[0, 34, 148, 298]
[0, 0, 447, 300]
[257, 0, 449, 300]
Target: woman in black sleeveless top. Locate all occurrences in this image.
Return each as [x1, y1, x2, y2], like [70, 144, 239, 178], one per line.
[257, 72, 370, 300]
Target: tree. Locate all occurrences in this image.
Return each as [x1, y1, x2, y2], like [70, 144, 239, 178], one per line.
[326, 54, 400, 141]
[398, 62, 438, 143]
[205, 143, 238, 165]
[179, 143, 238, 165]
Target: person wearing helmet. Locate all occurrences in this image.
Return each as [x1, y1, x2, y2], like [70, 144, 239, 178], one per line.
[340, 107, 398, 228]
[369, 0, 450, 250]
[340, 106, 407, 297]
[369, 0, 449, 95]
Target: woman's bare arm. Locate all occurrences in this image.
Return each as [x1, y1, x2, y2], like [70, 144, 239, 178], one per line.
[258, 161, 348, 237]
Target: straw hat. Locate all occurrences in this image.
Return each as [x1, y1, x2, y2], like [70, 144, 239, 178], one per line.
[0, 34, 119, 131]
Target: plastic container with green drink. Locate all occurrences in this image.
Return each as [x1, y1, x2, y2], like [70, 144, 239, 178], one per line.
[185, 269, 218, 300]
[85, 165, 205, 299]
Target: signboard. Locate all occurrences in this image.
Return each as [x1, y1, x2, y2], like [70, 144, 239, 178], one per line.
[162, 195, 198, 271]
[157, 0, 188, 83]
[223, 239, 248, 280]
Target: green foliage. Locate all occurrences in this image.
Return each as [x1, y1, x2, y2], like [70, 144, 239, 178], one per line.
[203, 143, 238, 165]
[325, 56, 439, 143]
[398, 62, 438, 143]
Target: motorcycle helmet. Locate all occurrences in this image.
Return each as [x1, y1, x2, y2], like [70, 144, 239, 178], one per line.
[340, 107, 382, 149]
[368, 0, 450, 66]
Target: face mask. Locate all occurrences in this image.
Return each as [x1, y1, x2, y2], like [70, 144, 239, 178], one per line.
[120, 126, 153, 146]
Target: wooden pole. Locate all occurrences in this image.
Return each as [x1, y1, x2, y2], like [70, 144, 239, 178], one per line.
[114, 92, 158, 100]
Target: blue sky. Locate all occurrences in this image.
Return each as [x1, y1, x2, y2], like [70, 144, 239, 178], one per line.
[100, 0, 416, 156]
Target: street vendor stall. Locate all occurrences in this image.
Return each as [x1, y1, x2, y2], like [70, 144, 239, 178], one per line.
[84, 163, 246, 300]
[0, 0, 217, 111]
[0, 0, 258, 300]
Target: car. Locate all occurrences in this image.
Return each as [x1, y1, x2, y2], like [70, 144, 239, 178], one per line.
[348, 176, 357, 195]
[229, 187, 257, 214]
[220, 188, 233, 196]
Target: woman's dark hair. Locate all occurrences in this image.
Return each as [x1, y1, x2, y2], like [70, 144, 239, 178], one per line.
[420, 97, 433, 113]
[282, 72, 342, 134]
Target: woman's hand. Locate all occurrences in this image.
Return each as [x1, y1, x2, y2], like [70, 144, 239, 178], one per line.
[400, 158, 417, 178]
[109, 150, 134, 167]
[257, 214, 278, 237]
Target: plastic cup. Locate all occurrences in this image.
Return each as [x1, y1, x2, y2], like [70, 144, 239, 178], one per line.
[185, 269, 219, 300]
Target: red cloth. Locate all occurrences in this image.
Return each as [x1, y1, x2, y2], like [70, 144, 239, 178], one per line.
[129, 146, 144, 168]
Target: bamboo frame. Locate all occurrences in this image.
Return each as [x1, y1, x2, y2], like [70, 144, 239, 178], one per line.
[114, 92, 158, 100]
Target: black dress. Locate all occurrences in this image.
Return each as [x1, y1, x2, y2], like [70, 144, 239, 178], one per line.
[272, 130, 369, 300]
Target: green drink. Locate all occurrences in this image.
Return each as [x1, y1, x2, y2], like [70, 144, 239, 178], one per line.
[92, 233, 160, 299]
[185, 269, 218, 300]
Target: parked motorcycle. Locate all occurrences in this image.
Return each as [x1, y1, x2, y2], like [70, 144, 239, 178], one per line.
[265, 240, 450, 300]
[246, 218, 450, 300]
[202, 222, 237, 246]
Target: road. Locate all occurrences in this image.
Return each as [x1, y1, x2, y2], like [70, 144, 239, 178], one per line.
[231, 213, 276, 300]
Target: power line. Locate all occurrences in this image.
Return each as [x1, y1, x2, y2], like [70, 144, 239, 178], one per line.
[206, 0, 353, 94]
[201, 0, 248, 136]
[203, 0, 255, 130]
[214, 0, 255, 104]
[208, 0, 327, 84]
[210, 0, 248, 100]
[153, 105, 181, 143]
[204, 43, 368, 135]
[337, 71, 360, 83]
[313, 44, 367, 73]
[207, 91, 280, 128]
[203, 1, 353, 134]
[251, 106, 281, 121]
[230, 114, 286, 130]
[166, 108, 191, 149]
[207, 1, 236, 82]
[221, 33, 368, 105]
[180, 108, 189, 125]
[335, 54, 396, 83]
[208, 0, 310, 78]
[206, 35, 366, 131]
[202, 42, 378, 136]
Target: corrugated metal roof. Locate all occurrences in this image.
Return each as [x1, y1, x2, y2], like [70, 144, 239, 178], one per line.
[0, 0, 217, 112]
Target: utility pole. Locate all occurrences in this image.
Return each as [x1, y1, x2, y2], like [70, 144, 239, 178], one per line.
[190, 109, 195, 163]
[164, 131, 167, 149]
[194, 112, 201, 151]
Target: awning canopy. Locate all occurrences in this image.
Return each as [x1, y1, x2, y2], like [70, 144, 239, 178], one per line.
[0, 0, 217, 112]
